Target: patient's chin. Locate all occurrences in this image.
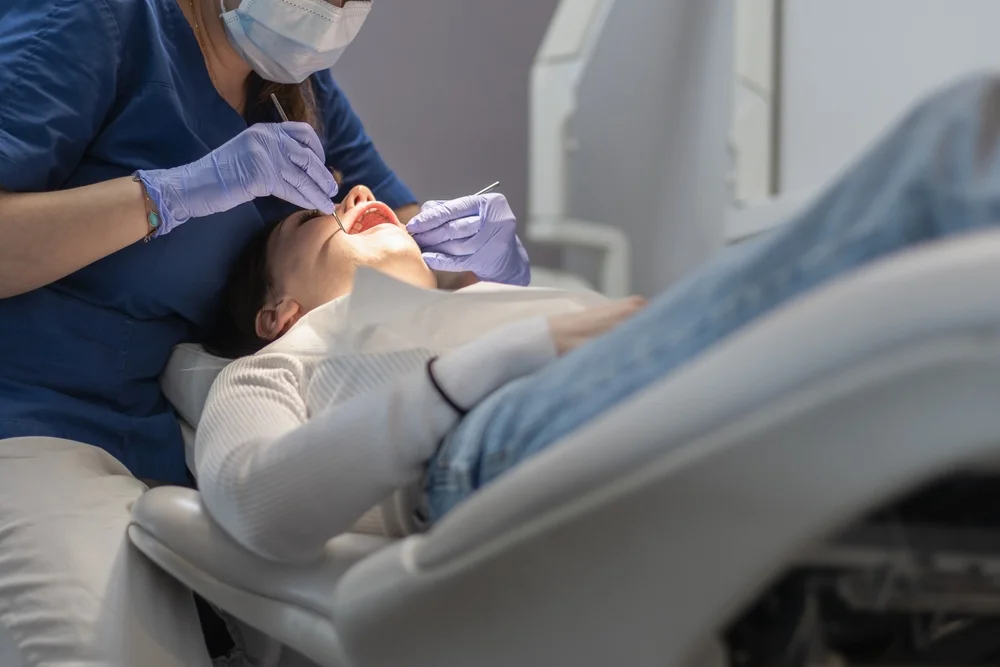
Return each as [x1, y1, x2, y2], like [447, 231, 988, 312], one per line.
[363, 227, 423, 257]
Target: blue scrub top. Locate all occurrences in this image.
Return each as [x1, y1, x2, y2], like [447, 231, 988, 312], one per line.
[0, 0, 416, 484]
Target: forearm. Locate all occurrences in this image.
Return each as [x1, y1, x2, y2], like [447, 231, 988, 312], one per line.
[0, 178, 148, 297]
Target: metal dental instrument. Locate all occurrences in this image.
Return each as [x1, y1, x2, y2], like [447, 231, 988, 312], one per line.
[270, 93, 346, 233]
[270, 93, 289, 122]
[329, 201, 347, 234]
[473, 181, 500, 197]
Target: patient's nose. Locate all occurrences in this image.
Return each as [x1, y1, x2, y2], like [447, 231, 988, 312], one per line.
[340, 185, 377, 213]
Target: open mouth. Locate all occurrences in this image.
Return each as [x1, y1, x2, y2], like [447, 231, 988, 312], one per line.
[343, 201, 400, 234]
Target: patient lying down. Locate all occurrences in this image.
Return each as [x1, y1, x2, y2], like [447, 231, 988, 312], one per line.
[197, 185, 643, 562]
[198, 79, 1000, 565]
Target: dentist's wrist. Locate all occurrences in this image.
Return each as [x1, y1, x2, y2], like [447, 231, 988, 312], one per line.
[137, 168, 191, 235]
[131, 173, 163, 241]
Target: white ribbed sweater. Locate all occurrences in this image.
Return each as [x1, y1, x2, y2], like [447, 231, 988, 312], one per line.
[195, 269, 605, 563]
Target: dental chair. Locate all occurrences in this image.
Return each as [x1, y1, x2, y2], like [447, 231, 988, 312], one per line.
[130, 230, 1000, 667]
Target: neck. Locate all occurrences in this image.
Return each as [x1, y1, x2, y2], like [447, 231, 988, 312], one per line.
[191, 0, 253, 93]
[373, 257, 438, 292]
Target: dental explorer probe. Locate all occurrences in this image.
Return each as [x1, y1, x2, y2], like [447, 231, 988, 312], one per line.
[270, 93, 347, 233]
[473, 181, 500, 197]
[270, 92, 290, 123]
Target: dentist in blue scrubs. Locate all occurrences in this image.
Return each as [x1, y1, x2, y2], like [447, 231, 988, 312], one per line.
[0, 0, 530, 664]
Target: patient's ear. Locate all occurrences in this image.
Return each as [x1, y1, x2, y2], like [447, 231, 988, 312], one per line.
[255, 297, 302, 341]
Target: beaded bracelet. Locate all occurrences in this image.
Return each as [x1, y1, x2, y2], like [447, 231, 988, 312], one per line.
[132, 173, 162, 242]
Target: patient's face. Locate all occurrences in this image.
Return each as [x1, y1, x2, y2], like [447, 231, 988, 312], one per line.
[266, 185, 434, 314]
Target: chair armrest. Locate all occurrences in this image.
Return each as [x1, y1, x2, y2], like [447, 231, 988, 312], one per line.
[129, 487, 392, 667]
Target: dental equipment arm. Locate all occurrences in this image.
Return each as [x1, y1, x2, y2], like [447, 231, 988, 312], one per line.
[195, 317, 556, 563]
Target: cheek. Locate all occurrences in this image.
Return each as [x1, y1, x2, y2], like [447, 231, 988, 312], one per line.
[307, 239, 360, 296]
[273, 245, 323, 299]
[328, 232, 370, 264]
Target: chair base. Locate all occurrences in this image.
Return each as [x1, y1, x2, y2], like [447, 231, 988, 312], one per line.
[728, 474, 1000, 667]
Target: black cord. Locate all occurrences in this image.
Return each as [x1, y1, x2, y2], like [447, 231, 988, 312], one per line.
[426, 356, 468, 416]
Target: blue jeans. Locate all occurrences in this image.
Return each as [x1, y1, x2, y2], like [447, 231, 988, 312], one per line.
[424, 74, 1000, 522]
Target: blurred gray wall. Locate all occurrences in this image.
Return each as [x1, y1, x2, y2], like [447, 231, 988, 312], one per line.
[568, 0, 732, 295]
[336, 0, 732, 296]
[333, 0, 560, 221]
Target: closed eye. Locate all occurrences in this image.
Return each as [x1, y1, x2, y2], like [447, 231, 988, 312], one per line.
[297, 210, 324, 226]
[276, 209, 324, 237]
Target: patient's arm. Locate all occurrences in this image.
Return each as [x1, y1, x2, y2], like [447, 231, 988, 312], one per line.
[195, 317, 556, 564]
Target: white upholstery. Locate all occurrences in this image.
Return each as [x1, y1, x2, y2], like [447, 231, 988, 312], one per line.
[128, 492, 391, 665]
[133, 230, 1000, 667]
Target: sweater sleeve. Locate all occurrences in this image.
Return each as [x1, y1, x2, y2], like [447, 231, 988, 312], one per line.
[195, 316, 556, 563]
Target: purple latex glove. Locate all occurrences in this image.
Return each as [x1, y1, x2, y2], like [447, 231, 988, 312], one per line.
[138, 122, 338, 236]
[406, 193, 531, 286]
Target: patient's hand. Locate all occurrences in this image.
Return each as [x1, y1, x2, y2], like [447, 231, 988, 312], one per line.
[548, 297, 646, 355]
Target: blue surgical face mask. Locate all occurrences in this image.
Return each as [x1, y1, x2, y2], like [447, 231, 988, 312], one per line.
[221, 0, 371, 84]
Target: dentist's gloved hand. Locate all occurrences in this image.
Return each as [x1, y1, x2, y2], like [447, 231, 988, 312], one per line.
[137, 122, 338, 236]
[406, 193, 531, 286]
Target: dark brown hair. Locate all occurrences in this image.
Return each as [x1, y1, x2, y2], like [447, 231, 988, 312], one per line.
[204, 226, 276, 358]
